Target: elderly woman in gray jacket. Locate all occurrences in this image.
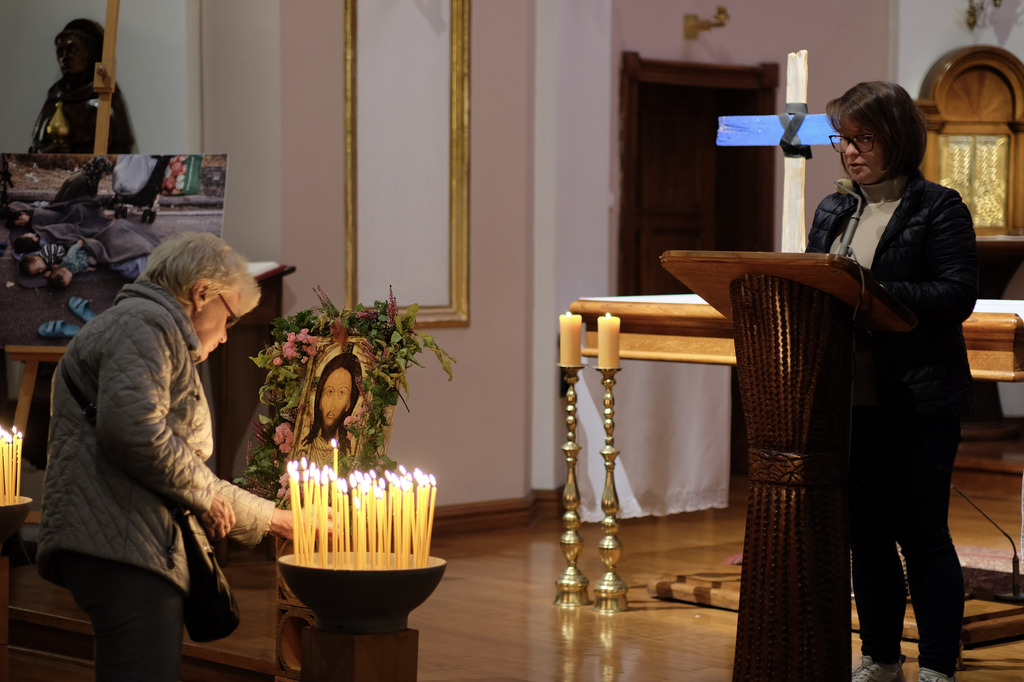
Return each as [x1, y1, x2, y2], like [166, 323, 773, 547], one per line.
[38, 231, 294, 681]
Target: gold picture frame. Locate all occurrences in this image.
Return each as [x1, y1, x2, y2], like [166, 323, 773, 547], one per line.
[343, 0, 470, 327]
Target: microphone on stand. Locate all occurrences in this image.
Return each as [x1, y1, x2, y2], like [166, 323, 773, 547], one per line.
[951, 484, 1024, 603]
[834, 179, 864, 260]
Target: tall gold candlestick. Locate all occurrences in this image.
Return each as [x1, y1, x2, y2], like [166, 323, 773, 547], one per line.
[593, 366, 628, 613]
[555, 364, 591, 607]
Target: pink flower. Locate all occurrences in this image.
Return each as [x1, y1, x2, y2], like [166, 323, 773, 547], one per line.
[281, 340, 299, 359]
[274, 422, 295, 454]
[277, 472, 291, 501]
[273, 356, 283, 366]
[359, 338, 375, 363]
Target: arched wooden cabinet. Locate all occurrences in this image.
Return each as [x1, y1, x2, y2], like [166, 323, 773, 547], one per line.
[917, 46, 1024, 298]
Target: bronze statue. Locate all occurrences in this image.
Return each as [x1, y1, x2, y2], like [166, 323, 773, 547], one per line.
[29, 19, 135, 154]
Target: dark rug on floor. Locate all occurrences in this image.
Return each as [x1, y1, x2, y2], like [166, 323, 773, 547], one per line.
[723, 546, 1019, 599]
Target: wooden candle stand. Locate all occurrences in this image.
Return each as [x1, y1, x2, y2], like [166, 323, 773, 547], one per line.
[300, 627, 418, 682]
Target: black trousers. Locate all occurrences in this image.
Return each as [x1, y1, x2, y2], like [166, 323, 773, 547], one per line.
[849, 406, 964, 677]
[57, 551, 185, 682]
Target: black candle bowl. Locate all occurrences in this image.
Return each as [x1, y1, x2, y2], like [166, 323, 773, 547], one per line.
[0, 497, 32, 544]
[277, 552, 447, 634]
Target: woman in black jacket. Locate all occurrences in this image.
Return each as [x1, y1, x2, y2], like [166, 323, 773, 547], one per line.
[806, 82, 978, 682]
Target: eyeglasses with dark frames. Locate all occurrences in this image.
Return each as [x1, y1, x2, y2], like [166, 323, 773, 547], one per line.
[218, 293, 239, 329]
[829, 134, 875, 154]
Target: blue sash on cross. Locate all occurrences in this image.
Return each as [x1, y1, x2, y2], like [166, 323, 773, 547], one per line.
[714, 51, 836, 252]
[716, 113, 835, 148]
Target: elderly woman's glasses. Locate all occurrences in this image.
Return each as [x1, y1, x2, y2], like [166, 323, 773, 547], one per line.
[830, 134, 875, 154]
[218, 294, 239, 329]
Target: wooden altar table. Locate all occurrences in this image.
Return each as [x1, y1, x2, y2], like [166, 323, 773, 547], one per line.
[570, 294, 1024, 383]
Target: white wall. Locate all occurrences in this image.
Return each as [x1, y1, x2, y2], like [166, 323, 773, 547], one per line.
[894, 0, 1023, 94]
[380, 0, 537, 502]
[278, 0, 347, 309]
[199, 0, 282, 262]
[531, 0, 616, 491]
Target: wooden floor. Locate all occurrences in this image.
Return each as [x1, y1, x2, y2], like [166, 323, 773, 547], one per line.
[7, 467, 1024, 682]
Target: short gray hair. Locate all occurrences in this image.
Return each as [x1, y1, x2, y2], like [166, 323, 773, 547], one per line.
[138, 232, 259, 313]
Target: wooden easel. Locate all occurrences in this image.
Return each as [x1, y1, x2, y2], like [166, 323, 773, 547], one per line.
[3, 0, 120, 433]
[4, 347, 66, 435]
[92, 0, 120, 156]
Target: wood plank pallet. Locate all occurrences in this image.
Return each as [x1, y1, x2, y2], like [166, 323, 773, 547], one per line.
[648, 570, 1024, 655]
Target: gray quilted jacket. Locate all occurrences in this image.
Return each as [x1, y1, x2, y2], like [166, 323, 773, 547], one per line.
[37, 281, 274, 593]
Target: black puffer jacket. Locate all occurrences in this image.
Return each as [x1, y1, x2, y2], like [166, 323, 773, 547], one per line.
[806, 170, 979, 416]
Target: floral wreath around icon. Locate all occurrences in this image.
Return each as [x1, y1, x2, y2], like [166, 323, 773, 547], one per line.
[235, 287, 455, 506]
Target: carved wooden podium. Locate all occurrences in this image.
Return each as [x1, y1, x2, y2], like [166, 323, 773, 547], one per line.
[659, 251, 917, 682]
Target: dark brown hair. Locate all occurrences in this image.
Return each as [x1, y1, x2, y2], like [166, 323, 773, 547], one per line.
[826, 81, 927, 181]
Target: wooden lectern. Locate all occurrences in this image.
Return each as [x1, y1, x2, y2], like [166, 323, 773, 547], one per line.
[659, 251, 917, 682]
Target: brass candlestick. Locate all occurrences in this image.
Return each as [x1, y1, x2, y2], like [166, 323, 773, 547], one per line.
[593, 366, 628, 613]
[555, 364, 591, 607]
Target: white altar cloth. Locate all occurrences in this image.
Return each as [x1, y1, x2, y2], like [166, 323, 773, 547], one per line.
[574, 293, 731, 522]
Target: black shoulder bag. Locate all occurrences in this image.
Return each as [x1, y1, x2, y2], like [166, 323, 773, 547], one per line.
[172, 505, 240, 642]
[60, 362, 240, 642]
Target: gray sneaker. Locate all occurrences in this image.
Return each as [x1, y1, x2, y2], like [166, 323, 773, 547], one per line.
[918, 669, 956, 682]
[852, 655, 906, 682]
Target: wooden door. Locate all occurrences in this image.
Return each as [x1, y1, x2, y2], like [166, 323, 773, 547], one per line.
[619, 53, 778, 295]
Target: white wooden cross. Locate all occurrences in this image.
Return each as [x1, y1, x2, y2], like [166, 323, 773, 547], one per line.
[716, 51, 835, 253]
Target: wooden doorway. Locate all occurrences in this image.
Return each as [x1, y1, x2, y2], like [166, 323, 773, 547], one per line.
[618, 53, 778, 295]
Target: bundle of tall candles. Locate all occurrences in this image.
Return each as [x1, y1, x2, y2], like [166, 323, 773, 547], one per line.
[0, 426, 23, 506]
[287, 458, 437, 570]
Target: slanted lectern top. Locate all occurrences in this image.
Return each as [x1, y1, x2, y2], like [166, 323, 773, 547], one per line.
[659, 250, 917, 333]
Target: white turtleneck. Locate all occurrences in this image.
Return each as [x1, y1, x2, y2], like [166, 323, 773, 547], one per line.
[828, 175, 907, 405]
[830, 175, 907, 269]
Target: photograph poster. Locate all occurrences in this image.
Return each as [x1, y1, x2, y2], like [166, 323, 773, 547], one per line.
[0, 152, 228, 346]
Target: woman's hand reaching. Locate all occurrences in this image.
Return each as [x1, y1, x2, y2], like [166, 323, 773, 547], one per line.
[200, 493, 236, 540]
[268, 507, 295, 541]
